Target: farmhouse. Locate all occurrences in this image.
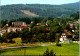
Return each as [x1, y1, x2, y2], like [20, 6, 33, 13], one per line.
[60, 30, 73, 43]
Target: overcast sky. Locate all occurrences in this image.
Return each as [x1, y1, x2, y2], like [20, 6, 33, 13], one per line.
[1, 0, 79, 5]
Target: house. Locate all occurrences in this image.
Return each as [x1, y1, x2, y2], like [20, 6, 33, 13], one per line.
[70, 22, 78, 29]
[69, 24, 73, 28]
[12, 21, 26, 26]
[7, 26, 28, 32]
[0, 28, 6, 36]
[60, 30, 73, 43]
[31, 21, 34, 24]
[6, 24, 9, 26]
[36, 23, 41, 25]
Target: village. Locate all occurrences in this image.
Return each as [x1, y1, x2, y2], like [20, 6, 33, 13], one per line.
[0, 18, 79, 44]
[0, 17, 79, 55]
[0, 0, 79, 55]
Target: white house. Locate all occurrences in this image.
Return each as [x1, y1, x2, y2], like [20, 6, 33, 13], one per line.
[60, 30, 73, 43]
[12, 22, 26, 26]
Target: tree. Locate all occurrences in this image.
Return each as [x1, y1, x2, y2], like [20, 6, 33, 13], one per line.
[70, 12, 79, 19]
[0, 37, 7, 43]
[3, 25, 7, 29]
[6, 32, 16, 39]
[43, 48, 49, 56]
[30, 37, 38, 43]
[49, 31, 56, 42]
[55, 33, 61, 43]
[66, 24, 71, 31]
[30, 22, 35, 31]
[49, 50, 53, 56]
[0, 35, 1, 38]
[43, 48, 56, 56]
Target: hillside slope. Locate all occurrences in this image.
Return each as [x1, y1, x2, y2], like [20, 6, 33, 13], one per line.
[0, 2, 79, 20]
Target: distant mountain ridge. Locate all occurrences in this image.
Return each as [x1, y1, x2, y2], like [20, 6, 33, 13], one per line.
[0, 2, 79, 20]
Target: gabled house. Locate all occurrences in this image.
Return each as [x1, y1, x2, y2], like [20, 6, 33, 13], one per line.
[60, 30, 73, 43]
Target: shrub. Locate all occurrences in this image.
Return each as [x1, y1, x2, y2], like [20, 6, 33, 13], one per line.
[43, 48, 56, 56]
[56, 43, 61, 46]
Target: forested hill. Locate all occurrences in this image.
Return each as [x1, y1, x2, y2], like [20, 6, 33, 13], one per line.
[0, 2, 79, 20]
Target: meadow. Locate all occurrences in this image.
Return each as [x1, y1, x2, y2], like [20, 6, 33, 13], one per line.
[0, 43, 79, 56]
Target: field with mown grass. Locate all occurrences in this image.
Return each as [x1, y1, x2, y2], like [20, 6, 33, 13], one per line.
[0, 43, 79, 56]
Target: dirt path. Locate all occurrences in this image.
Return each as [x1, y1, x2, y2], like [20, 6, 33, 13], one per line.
[0, 43, 53, 50]
[0, 45, 39, 50]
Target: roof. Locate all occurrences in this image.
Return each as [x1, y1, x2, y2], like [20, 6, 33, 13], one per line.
[41, 25, 45, 27]
[63, 30, 73, 35]
[21, 25, 30, 27]
[8, 26, 28, 28]
[45, 28, 50, 31]
[70, 24, 73, 27]
[33, 26, 41, 28]
[12, 21, 24, 23]
[20, 27, 28, 28]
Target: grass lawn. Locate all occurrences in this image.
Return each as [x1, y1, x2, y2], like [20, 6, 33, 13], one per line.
[0, 43, 79, 56]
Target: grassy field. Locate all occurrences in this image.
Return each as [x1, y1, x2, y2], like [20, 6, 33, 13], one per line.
[0, 43, 79, 56]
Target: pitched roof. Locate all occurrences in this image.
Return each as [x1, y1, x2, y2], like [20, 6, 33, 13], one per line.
[20, 27, 28, 28]
[45, 28, 50, 31]
[12, 21, 24, 23]
[8, 26, 28, 28]
[63, 30, 72, 35]
[33, 26, 41, 28]
[70, 24, 73, 27]
[21, 25, 30, 27]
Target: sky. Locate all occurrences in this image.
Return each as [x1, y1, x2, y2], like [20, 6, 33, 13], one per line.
[1, 0, 79, 5]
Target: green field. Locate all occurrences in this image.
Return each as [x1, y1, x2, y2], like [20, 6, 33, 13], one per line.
[0, 43, 79, 56]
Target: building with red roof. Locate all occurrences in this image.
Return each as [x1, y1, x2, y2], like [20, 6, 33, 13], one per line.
[7, 26, 28, 32]
[60, 30, 74, 43]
